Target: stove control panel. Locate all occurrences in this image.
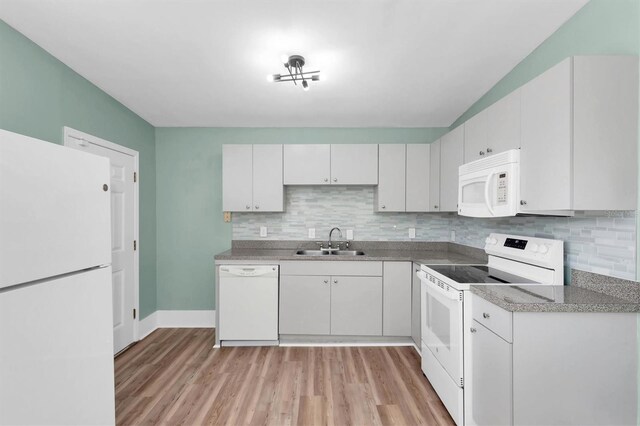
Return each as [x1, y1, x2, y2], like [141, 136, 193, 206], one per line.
[484, 233, 563, 272]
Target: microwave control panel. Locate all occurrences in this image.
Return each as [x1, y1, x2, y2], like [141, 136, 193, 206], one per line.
[496, 172, 508, 204]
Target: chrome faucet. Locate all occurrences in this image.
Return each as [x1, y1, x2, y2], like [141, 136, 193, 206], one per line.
[328, 227, 342, 250]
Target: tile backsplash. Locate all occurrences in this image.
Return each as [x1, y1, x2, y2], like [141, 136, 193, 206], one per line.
[232, 186, 637, 280]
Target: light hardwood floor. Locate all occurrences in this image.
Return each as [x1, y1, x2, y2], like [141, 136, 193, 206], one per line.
[115, 328, 455, 425]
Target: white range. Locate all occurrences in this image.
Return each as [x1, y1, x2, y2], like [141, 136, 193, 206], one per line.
[418, 233, 564, 425]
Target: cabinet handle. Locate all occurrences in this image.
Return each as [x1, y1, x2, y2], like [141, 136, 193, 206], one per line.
[483, 312, 490, 319]
[245, 205, 251, 210]
[381, 205, 386, 209]
[324, 178, 329, 182]
[333, 178, 337, 182]
[323, 279, 329, 284]
[333, 279, 338, 284]
[520, 200, 527, 206]
[479, 151, 485, 156]
[470, 327, 477, 333]
[486, 147, 493, 153]
[255, 205, 260, 210]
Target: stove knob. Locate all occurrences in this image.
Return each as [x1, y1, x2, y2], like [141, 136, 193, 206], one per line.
[539, 245, 549, 254]
[490, 237, 498, 245]
[530, 243, 539, 253]
[485, 237, 492, 244]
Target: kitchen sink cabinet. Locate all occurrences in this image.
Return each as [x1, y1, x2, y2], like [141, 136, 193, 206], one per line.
[376, 144, 406, 212]
[330, 276, 382, 336]
[383, 262, 412, 336]
[279, 275, 331, 335]
[222, 144, 283, 212]
[439, 126, 464, 212]
[284, 144, 378, 185]
[520, 56, 638, 212]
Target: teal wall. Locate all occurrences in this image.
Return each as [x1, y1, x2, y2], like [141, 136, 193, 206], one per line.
[154, 128, 447, 310]
[451, 0, 640, 128]
[0, 20, 158, 318]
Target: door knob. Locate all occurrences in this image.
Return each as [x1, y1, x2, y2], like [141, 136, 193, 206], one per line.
[483, 312, 490, 319]
[333, 279, 338, 284]
[381, 205, 386, 209]
[433, 205, 438, 209]
[324, 178, 328, 182]
[255, 205, 260, 210]
[520, 200, 527, 206]
[479, 151, 485, 156]
[333, 178, 337, 182]
[486, 147, 493, 153]
[323, 280, 329, 284]
[470, 328, 477, 333]
[246, 205, 251, 209]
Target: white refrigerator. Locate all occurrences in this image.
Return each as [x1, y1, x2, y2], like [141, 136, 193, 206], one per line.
[0, 129, 116, 425]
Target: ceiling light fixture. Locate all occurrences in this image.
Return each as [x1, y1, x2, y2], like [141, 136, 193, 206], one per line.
[267, 55, 320, 91]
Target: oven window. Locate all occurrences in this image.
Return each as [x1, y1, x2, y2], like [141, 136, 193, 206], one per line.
[461, 181, 485, 204]
[427, 294, 450, 350]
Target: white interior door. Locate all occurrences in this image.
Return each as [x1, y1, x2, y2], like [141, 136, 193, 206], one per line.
[66, 135, 136, 354]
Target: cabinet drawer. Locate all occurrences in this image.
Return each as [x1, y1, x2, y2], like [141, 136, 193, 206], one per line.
[280, 261, 382, 276]
[471, 293, 512, 342]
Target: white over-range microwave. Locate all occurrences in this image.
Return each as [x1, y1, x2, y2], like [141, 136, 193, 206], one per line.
[458, 149, 520, 218]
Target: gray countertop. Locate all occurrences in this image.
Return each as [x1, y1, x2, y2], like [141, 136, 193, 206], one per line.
[470, 284, 639, 313]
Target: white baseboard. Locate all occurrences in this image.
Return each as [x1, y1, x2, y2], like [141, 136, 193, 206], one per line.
[137, 310, 215, 341]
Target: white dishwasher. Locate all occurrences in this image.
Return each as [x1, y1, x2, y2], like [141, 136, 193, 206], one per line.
[218, 265, 279, 346]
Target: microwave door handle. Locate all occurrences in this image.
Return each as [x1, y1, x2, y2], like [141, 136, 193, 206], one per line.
[419, 272, 460, 301]
[484, 170, 496, 216]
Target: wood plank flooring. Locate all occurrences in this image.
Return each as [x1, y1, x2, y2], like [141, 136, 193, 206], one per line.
[115, 328, 455, 425]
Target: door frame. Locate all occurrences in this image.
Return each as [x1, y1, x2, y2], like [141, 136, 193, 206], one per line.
[63, 126, 140, 342]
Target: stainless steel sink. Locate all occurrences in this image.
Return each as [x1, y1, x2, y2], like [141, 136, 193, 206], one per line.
[295, 250, 365, 256]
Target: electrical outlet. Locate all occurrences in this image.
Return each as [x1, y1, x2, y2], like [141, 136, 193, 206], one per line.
[260, 226, 267, 237]
[308, 228, 316, 238]
[223, 212, 231, 223]
[346, 229, 354, 240]
[409, 228, 416, 239]
[450, 230, 456, 242]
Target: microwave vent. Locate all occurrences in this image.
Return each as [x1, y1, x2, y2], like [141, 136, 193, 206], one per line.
[459, 149, 520, 174]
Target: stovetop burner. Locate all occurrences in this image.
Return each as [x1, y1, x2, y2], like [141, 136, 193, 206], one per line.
[423, 264, 540, 285]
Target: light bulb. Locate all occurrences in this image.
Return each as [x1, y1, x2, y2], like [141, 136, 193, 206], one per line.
[312, 74, 321, 81]
[266, 74, 281, 82]
[302, 80, 309, 91]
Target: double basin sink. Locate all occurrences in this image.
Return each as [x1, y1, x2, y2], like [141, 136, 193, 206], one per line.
[295, 250, 366, 256]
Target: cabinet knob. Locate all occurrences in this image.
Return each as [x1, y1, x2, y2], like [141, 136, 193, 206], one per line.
[324, 178, 329, 182]
[483, 312, 490, 319]
[470, 327, 477, 333]
[520, 200, 527, 206]
[434, 205, 438, 209]
[479, 151, 485, 156]
[486, 147, 493, 153]
[333, 178, 337, 182]
[333, 279, 338, 284]
[255, 205, 259, 210]
[381, 205, 386, 209]
[103, 184, 109, 192]
[324, 279, 329, 284]
[246, 205, 251, 210]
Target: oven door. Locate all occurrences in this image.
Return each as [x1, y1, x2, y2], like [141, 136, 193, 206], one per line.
[419, 271, 463, 386]
[458, 163, 519, 218]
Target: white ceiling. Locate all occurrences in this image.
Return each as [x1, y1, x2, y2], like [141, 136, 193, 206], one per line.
[0, 0, 588, 127]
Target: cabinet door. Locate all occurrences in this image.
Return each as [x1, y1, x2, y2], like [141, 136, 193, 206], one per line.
[279, 276, 330, 335]
[520, 58, 572, 211]
[283, 145, 331, 185]
[464, 109, 488, 163]
[376, 144, 406, 211]
[222, 145, 253, 212]
[253, 144, 283, 212]
[439, 127, 464, 212]
[487, 89, 521, 155]
[406, 144, 430, 212]
[383, 262, 412, 336]
[330, 144, 378, 185]
[411, 263, 421, 349]
[331, 276, 382, 336]
[429, 140, 441, 212]
[470, 320, 512, 426]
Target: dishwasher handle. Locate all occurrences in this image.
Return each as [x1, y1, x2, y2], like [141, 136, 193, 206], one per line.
[219, 265, 279, 278]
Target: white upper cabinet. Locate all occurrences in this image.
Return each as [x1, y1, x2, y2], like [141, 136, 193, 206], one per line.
[376, 144, 406, 212]
[222, 145, 254, 212]
[463, 109, 488, 163]
[284, 144, 331, 185]
[284, 144, 377, 185]
[330, 144, 378, 185]
[223, 144, 283, 212]
[487, 88, 521, 155]
[520, 58, 573, 211]
[406, 144, 431, 212]
[429, 140, 441, 212]
[252, 145, 284, 211]
[440, 126, 464, 212]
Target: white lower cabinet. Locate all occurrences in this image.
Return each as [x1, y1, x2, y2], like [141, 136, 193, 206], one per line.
[411, 263, 421, 349]
[466, 292, 638, 426]
[330, 276, 382, 336]
[279, 275, 330, 335]
[383, 262, 412, 336]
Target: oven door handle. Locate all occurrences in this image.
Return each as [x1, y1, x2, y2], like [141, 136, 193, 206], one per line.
[484, 170, 496, 216]
[418, 271, 461, 301]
